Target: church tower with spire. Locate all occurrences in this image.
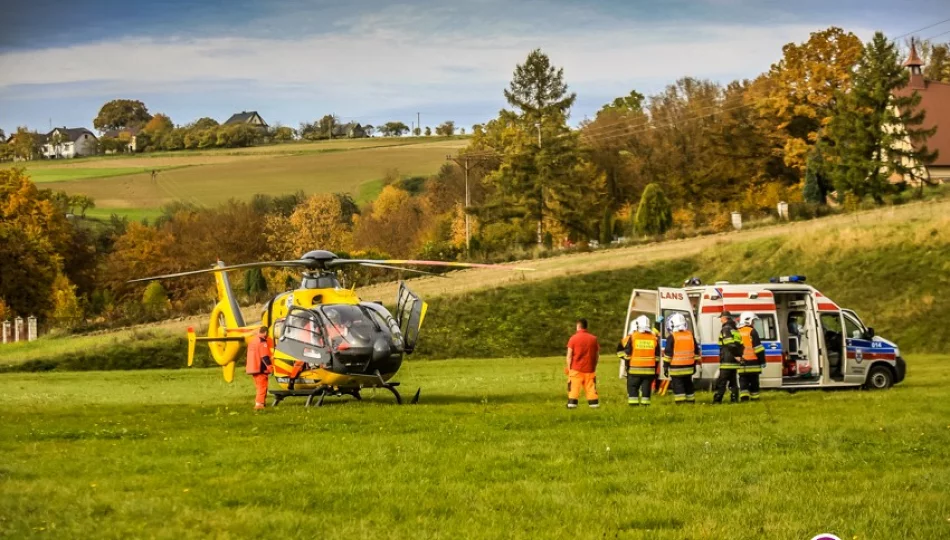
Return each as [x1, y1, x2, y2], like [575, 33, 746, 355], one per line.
[903, 38, 926, 90]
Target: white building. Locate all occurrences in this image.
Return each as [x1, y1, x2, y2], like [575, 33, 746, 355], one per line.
[42, 127, 98, 159]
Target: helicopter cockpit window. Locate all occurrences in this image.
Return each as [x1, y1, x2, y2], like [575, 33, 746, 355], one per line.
[279, 309, 326, 348]
[319, 305, 381, 348]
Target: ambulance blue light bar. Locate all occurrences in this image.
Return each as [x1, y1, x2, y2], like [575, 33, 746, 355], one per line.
[769, 275, 807, 283]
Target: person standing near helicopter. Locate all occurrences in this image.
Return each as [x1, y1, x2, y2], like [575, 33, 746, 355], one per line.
[246, 326, 272, 410]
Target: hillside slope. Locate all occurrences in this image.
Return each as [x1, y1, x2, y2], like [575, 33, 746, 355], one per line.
[415, 209, 950, 358]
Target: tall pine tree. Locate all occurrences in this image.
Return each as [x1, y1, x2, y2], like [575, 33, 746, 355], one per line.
[824, 32, 936, 203]
[487, 49, 589, 244]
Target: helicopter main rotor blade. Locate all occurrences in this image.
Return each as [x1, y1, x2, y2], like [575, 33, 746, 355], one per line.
[357, 262, 449, 278]
[127, 260, 312, 283]
[328, 259, 535, 272]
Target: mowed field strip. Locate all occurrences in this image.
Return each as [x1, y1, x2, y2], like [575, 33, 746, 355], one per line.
[0, 356, 947, 538]
[2, 138, 468, 210]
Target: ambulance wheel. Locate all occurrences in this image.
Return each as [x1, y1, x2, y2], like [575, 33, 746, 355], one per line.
[865, 366, 893, 390]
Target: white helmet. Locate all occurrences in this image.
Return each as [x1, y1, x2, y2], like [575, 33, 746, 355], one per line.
[667, 313, 688, 333]
[739, 312, 758, 328]
[632, 315, 651, 334]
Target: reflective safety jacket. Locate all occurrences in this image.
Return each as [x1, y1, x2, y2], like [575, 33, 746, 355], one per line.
[618, 331, 660, 376]
[718, 322, 744, 370]
[738, 326, 767, 373]
[245, 337, 272, 375]
[663, 330, 701, 377]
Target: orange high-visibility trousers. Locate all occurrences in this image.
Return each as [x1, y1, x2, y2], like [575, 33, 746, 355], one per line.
[252, 373, 269, 408]
[567, 370, 599, 401]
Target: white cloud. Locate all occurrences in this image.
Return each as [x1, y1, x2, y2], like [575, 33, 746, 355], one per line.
[0, 2, 873, 113]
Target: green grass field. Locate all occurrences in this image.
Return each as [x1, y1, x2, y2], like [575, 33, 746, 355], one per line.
[0, 355, 947, 539]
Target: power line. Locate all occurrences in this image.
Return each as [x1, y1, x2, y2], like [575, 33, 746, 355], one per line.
[894, 16, 950, 40]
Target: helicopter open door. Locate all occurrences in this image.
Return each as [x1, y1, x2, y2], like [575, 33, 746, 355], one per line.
[395, 282, 428, 354]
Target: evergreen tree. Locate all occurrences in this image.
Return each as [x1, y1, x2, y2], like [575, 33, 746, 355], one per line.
[824, 32, 937, 203]
[803, 146, 833, 204]
[634, 183, 672, 236]
[488, 49, 586, 244]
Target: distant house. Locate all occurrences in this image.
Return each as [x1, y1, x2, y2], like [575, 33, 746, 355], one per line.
[223, 111, 268, 129]
[101, 127, 141, 153]
[892, 40, 950, 183]
[331, 122, 368, 139]
[42, 127, 98, 159]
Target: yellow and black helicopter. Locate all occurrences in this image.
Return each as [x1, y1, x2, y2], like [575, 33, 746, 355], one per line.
[130, 250, 529, 406]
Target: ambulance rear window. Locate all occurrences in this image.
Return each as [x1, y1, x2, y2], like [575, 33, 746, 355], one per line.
[754, 315, 778, 341]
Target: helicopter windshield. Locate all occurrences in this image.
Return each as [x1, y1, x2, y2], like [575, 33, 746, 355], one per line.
[319, 305, 381, 348]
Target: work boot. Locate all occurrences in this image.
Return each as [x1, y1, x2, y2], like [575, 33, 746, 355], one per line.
[588, 399, 600, 409]
[567, 399, 579, 409]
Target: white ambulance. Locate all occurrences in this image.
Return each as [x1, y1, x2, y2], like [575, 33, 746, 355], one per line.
[623, 276, 906, 390]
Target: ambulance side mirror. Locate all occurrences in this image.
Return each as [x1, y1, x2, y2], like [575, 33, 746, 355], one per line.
[864, 327, 875, 339]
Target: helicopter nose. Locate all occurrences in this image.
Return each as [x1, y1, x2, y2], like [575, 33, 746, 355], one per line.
[372, 337, 390, 361]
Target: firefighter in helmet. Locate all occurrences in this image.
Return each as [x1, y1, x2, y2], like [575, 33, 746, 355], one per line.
[617, 316, 660, 406]
[713, 311, 744, 404]
[737, 311, 767, 401]
[662, 313, 701, 404]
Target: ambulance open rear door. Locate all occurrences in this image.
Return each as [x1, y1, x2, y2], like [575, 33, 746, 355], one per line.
[657, 287, 698, 338]
[621, 289, 658, 378]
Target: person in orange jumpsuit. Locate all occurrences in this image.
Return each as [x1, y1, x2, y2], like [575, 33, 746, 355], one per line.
[246, 326, 272, 410]
[565, 318, 600, 409]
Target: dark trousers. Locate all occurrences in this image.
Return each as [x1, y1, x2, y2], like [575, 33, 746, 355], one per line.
[713, 369, 739, 403]
[670, 375, 696, 403]
[627, 374, 655, 405]
[739, 373, 761, 401]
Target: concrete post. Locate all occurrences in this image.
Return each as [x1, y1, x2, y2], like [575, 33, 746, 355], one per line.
[731, 212, 743, 231]
[2, 320, 8, 344]
[777, 201, 789, 220]
[28, 316, 37, 341]
[14, 317, 23, 342]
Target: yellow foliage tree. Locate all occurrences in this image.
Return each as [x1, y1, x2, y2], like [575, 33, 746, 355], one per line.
[50, 274, 83, 328]
[754, 27, 864, 175]
[288, 193, 353, 254]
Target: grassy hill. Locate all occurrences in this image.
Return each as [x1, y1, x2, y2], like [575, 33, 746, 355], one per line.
[2, 137, 468, 218]
[1, 199, 947, 370]
[416, 206, 950, 358]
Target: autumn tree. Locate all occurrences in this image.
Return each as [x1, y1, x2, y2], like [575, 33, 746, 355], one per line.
[424, 126, 432, 136]
[918, 39, 950, 82]
[10, 127, 42, 160]
[353, 185, 429, 257]
[755, 27, 864, 175]
[287, 193, 355, 254]
[93, 99, 152, 132]
[822, 32, 937, 202]
[142, 281, 171, 317]
[0, 168, 75, 319]
[435, 121, 456, 136]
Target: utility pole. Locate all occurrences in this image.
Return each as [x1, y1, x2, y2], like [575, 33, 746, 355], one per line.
[417, 112, 421, 136]
[446, 154, 478, 253]
[535, 120, 543, 246]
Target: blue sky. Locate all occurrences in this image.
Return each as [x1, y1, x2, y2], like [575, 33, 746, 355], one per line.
[1, 0, 949, 135]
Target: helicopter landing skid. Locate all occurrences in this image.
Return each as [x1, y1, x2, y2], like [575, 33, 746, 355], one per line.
[269, 383, 403, 407]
